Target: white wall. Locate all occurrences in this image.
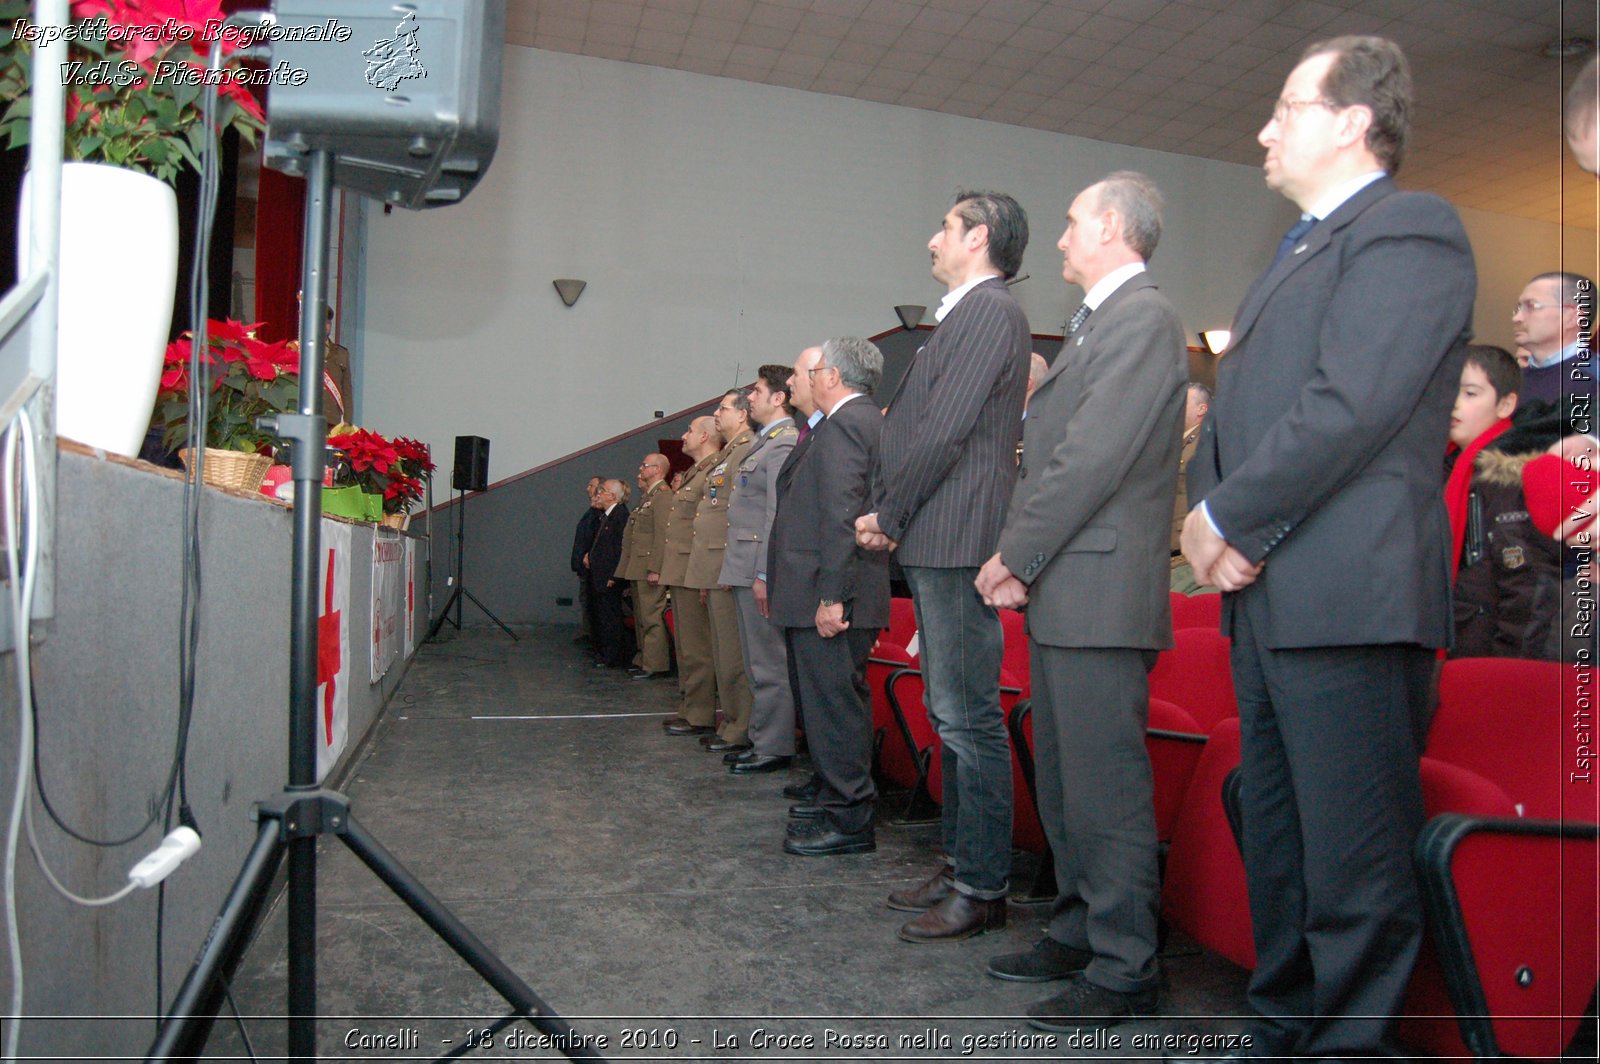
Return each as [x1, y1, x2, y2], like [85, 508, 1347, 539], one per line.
[359, 46, 1597, 477]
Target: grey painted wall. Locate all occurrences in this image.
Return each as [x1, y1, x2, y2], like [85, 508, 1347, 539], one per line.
[420, 326, 1065, 627]
[0, 448, 423, 1058]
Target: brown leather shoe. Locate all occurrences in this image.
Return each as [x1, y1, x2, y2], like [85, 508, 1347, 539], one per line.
[897, 892, 1006, 943]
[886, 862, 956, 912]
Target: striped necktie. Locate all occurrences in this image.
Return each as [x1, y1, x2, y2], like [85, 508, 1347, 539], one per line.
[1271, 215, 1317, 270]
[1066, 303, 1091, 336]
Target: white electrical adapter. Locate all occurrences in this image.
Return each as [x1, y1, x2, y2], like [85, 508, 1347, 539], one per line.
[127, 827, 203, 889]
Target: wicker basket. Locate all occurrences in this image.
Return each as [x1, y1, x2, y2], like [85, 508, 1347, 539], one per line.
[179, 447, 274, 494]
[380, 511, 410, 530]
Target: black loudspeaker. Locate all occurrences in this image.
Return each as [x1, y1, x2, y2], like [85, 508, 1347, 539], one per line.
[261, 0, 504, 209]
[452, 436, 489, 492]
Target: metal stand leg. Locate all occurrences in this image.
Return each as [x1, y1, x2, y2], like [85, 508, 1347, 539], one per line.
[146, 148, 590, 1063]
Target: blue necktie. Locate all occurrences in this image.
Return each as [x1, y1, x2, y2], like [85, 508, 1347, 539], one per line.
[1271, 215, 1316, 270]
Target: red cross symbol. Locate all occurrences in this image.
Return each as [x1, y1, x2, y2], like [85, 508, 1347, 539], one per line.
[318, 547, 342, 744]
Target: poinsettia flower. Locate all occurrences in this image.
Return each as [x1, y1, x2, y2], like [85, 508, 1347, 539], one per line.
[210, 319, 263, 343]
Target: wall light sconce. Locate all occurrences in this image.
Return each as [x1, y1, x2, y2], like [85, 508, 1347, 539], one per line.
[1199, 330, 1232, 355]
[553, 279, 587, 307]
[895, 304, 925, 330]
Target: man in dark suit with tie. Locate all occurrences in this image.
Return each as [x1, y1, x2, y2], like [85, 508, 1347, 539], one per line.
[1181, 36, 1476, 1059]
[768, 337, 890, 857]
[585, 479, 632, 668]
[976, 171, 1186, 1028]
[858, 189, 1032, 942]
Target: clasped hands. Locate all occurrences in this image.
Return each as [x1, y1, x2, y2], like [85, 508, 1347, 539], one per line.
[854, 513, 897, 552]
[1180, 509, 1262, 592]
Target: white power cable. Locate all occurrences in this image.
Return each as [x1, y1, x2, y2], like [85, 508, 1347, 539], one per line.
[4, 408, 40, 1063]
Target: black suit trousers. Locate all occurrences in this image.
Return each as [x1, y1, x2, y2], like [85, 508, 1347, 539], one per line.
[785, 624, 879, 834]
[1229, 592, 1433, 1058]
[587, 578, 632, 668]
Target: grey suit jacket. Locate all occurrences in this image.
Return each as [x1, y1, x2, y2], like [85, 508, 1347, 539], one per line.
[767, 397, 890, 629]
[875, 277, 1031, 567]
[718, 417, 798, 587]
[997, 272, 1187, 650]
[1187, 178, 1475, 649]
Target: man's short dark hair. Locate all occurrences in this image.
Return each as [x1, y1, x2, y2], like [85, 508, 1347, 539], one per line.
[1095, 171, 1163, 262]
[1302, 35, 1412, 174]
[1463, 345, 1520, 403]
[820, 337, 884, 397]
[952, 190, 1029, 279]
[1566, 54, 1599, 139]
[755, 363, 795, 419]
[722, 388, 751, 417]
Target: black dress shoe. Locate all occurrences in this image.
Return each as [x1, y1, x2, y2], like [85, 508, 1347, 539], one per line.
[729, 754, 792, 774]
[633, 670, 671, 682]
[887, 862, 956, 912]
[782, 775, 821, 801]
[724, 748, 757, 765]
[987, 936, 1095, 982]
[898, 892, 1006, 942]
[783, 825, 875, 856]
[1025, 972, 1159, 1031]
[705, 738, 752, 753]
[664, 720, 716, 736]
[698, 734, 720, 747]
[787, 802, 824, 819]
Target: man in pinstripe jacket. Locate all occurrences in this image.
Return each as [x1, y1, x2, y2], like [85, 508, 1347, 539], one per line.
[856, 190, 1032, 941]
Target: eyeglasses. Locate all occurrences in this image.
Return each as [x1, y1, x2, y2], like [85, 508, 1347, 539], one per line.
[1271, 96, 1334, 124]
[806, 364, 831, 377]
[1513, 299, 1569, 316]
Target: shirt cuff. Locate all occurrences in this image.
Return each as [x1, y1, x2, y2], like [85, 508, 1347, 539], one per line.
[1198, 500, 1224, 540]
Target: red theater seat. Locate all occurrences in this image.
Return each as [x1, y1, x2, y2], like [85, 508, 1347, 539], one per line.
[1409, 658, 1598, 1059]
[1145, 697, 1206, 843]
[1148, 627, 1237, 733]
[1169, 590, 1222, 631]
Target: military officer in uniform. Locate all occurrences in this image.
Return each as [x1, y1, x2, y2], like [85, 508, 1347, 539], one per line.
[615, 453, 674, 678]
[686, 390, 758, 753]
[720, 364, 801, 774]
[660, 415, 726, 737]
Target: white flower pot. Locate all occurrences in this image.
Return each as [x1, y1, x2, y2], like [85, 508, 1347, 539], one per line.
[18, 162, 178, 458]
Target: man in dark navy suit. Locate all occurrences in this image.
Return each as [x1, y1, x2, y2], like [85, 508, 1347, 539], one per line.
[1182, 36, 1476, 1059]
[585, 479, 632, 669]
[768, 337, 890, 857]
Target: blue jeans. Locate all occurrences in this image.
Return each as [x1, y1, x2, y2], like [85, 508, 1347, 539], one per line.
[902, 565, 1012, 896]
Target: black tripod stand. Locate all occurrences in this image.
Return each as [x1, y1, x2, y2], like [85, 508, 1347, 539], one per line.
[147, 150, 601, 1064]
[427, 484, 517, 641]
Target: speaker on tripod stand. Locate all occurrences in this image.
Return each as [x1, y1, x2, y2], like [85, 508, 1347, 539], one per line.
[428, 434, 516, 640]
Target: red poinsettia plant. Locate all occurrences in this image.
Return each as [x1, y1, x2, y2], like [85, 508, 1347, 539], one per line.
[0, 0, 267, 184]
[328, 428, 434, 516]
[157, 318, 300, 453]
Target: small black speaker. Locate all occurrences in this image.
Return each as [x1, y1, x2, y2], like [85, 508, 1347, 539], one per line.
[452, 435, 489, 492]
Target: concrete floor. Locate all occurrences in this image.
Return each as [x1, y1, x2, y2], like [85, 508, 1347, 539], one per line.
[205, 623, 1256, 1062]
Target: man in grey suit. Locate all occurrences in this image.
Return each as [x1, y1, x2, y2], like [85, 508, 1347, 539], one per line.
[976, 171, 1186, 1027]
[720, 363, 801, 775]
[1181, 36, 1475, 1059]
[768, 337, 890, 857]
[858, 190, 1032, 942]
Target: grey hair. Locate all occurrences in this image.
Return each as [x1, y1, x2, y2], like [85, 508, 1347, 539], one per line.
[820, 337, 884, 397]
[1095, 171, 1163, 261]
[722, 388, 751, 416]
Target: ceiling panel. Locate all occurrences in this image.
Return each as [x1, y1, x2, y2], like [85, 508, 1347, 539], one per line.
[511, 0, 1600, 229]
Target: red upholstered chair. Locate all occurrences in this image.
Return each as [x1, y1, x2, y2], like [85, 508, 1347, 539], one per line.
[1409, 658, 1599, 1059]
[886, 596, 918, 654]
[866, 643, 918, 795]
[998, 607, 1030, 697]
[1148, 627, 1237, 733]
[1145, 696, 1207, 844]
[884, 666, 940, 821]
[1169, 590, 1222, 631]
[1159, 717, 1253, 969]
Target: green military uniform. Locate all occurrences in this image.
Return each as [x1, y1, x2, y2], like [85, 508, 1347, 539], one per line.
[660, 452, 722, 727]
[617, 478, 672, 674]
[685, 429, 757, 744]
